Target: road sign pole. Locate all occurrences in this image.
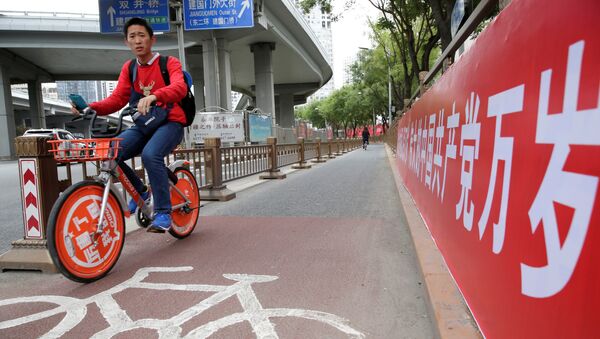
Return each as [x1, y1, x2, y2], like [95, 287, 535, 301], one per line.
[174, 3, 187, 71]
[171, 2, 191, 148]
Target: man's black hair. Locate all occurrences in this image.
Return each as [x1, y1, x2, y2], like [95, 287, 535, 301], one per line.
[123, 17, 154, 37]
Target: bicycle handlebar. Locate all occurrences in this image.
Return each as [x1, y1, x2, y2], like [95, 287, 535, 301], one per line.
[82, 106, 140, 138]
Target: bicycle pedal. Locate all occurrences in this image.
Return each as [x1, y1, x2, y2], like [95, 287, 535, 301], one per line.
[146, 227, 166, 233]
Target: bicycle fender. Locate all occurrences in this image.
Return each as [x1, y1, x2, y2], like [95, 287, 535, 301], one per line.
[167, 160, 189, 172]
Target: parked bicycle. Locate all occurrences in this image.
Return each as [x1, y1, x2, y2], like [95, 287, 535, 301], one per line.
[46, 107, 200, 283]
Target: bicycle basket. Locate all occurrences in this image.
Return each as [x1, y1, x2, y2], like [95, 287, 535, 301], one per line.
[48, 138, 122, 163]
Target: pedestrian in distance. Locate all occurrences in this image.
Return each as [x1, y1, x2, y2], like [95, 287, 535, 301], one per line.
[362, 126, 370, 150]
[70, 17, 188, 233]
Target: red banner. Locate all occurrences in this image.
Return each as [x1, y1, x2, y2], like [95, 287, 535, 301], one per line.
[395, 1, 599, 337]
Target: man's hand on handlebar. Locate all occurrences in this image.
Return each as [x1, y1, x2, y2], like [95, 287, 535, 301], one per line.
[137, 95, 157, 115]
[70, 105, 81, 116]
[70, 105, 96, 120]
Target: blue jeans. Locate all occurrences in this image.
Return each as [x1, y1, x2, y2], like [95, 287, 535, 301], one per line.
[116, 121, 183, 214]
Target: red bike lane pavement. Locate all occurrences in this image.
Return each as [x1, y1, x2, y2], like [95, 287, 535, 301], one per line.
[0, 214, 433, 338]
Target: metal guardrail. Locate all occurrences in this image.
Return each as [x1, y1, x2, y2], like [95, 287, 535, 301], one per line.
[51, 137, 362, 204]
[221, 145, 270, 182]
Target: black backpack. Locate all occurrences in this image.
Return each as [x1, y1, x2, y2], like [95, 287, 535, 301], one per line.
[128, 55, 196, 127]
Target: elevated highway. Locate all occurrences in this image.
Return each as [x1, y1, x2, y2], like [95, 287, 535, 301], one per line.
[0, 0, 332, 159]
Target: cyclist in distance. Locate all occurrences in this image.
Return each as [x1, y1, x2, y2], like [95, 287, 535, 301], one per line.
[71, 17, 187, 233]
[361, 126, 370, 150]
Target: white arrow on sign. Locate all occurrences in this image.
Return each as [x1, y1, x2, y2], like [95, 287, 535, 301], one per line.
[238, 0, 250, 19]
[107, 6, 116, 27]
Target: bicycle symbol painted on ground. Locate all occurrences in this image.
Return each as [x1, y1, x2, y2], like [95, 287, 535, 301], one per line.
[0, 267, 364, 338]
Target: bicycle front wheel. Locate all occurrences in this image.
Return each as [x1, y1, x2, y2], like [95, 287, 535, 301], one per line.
[169, 167, 200, 239]
[47, 180, 125, 283]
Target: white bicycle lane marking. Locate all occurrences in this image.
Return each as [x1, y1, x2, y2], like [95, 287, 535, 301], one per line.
[0, 267, 365, 339]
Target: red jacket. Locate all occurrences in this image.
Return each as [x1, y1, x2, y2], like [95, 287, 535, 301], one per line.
[89, 54, 187, 124]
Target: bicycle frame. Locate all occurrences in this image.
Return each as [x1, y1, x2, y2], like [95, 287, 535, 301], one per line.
[93, 158, 191, 239]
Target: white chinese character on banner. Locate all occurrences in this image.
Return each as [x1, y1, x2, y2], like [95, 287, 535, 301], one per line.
[456, 92, 481, 231]
[432, 109, 445, 198]
[75, 232, 92, 250]
[211, 0, 219, 8]
[84, 246, 100, 263]
[521, 40, 600, 298]
[420, 118, 428, 182]
[134, 0, 144, 9]
[442, 103, 460, 201]
[198, 1, 206, 10]
[410, 121, 417, 173]
[119, 1, 129, 10]
[148, 0, 159, 8]
[415, 119, 423, 180]
[478, 85, 524, 254]
[425, 113, 436, 189]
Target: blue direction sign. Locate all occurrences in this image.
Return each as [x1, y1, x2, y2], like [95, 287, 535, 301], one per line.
[98, 0, 170, 34]
[183, 0, 254, 31]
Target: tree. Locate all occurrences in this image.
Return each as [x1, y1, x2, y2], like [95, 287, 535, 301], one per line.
[301, 0, 442, 114]
[295, 99, 326, 128]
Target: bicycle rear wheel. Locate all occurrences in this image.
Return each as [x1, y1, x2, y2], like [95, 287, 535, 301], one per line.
[169, 167, 200, 239]
[47, 180, 125, 283]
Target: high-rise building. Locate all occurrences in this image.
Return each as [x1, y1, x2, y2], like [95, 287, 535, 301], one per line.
[292, 1, 334, 102]
[101, 81, 118, 99]
[343, 54, 358, 86]
[56, 81, 103, 103]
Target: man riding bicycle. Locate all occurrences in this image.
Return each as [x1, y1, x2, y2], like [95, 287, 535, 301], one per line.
[71, 17, 187, 233]
[361, 126, 370, 150]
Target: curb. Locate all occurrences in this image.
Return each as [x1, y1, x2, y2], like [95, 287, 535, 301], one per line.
[384, 145, 482, 339]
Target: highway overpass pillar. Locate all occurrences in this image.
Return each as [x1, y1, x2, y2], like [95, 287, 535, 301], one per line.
[0, 65, 17, 159]
[277, 93, 294, 128]
[202, 38, 232, 110]
[217, 39, 232, 110]
[189, 66, 206, 111]
[251, 42, 276, 120]
[27, 80, 45, 129]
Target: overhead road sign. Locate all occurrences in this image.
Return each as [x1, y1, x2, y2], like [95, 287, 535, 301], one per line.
[98, 0, 170, 34]
[183, 0, 254, 31]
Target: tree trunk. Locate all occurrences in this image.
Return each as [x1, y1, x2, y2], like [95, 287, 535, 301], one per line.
[428, 0, 454, 51]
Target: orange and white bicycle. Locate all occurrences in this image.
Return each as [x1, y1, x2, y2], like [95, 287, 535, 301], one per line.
[46, 107, 200, 283]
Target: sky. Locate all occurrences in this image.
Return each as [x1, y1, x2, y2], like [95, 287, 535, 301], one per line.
[1, 0, 380, 89]
[330, 0, 380, 88]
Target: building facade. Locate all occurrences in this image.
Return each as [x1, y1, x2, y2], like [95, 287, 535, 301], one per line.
[292, 1, 334, 102]
[56, 80, 103, 104]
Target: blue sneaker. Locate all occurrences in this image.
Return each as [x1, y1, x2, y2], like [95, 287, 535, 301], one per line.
[147, 213, 172, 233]
[128, 190, 150, 214]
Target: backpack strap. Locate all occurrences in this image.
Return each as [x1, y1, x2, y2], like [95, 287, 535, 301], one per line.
[128, 58, 137, 84]
[158, 55, 170, 86]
